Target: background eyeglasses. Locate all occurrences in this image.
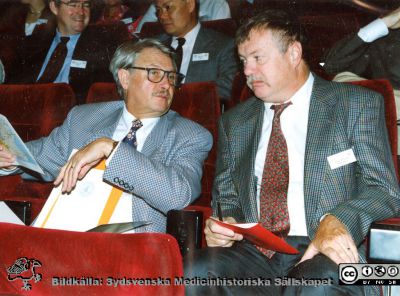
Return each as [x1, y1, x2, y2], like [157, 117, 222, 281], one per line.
[60, 1, 91, 9]
[128, 67, 185, 87]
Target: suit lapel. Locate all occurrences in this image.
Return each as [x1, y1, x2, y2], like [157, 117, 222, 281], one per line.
[186, 27, 209, 79]
[304, 77, 338, 230]
[141, 111, 173, 157]
[235, 98, 264, 221]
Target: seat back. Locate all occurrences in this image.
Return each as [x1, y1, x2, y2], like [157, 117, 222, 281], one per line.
[229, 71, 252, 108]
[173, 81, 221, 206]
[200, 18, 237, 37]
[0, 223, 183, 295]
[140, 18, 237, 38]
[0, 83, 76, 142]
[349, 79, 399, 179]
[86, 82, 120, 103]
[0, 83, 76, 207]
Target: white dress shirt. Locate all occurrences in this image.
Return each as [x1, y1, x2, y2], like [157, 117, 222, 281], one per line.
[358, 18, 389, 43]
[36, 31, 81, 83]
[254, 74, 314, 236]
[171, 22, 201, 78]
[111, 105, 159, 151]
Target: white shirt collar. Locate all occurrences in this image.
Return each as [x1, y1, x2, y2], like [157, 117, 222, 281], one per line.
[121, 105, 160, 126]
[264, 73, 314, 110]
[171, 22, 201, 49]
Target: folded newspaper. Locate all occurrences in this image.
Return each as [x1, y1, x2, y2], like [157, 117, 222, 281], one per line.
[0, 114, 44, 174]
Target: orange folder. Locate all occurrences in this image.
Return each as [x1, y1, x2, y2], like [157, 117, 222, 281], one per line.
[211, 218, 299, 254]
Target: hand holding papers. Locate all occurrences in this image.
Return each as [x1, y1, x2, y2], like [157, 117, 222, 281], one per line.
[211, 218, 299, 254]
[0, 114, 44, 174]
[33, 158, 134, 232]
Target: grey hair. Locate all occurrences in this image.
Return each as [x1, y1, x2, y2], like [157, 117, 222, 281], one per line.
[109, 38, 177, 98]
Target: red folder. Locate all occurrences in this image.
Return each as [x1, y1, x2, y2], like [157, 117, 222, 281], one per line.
[211, 218, 299, 254]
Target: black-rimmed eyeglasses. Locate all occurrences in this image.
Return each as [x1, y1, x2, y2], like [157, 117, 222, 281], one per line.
[127, 67, 185, 87]
[59, 1, 91, 9]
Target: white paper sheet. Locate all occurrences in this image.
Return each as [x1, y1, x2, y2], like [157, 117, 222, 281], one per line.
[0, 202, 25, 225]
[33, 155, 131, 232]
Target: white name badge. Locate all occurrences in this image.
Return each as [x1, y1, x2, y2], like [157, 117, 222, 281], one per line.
[327, 148, 357, 170]
[37, 19, 48, 25]
[121, 17, 133, 24]
[71, 59, 87, 69]
[192, 53, 209, 62]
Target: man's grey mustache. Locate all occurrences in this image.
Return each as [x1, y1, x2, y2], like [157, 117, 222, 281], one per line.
[246, 76, 263, 85]
[153, 91, 170, 98]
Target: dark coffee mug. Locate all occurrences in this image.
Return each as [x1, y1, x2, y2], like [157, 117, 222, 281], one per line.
[166, 209, 203, 256]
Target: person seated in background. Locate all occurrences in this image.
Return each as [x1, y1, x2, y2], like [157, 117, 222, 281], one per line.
[184, 10, 400, 296]
[93, 0, 144, 35]
[0, 0, 56, 37]
[6, 0, 131, 104]
[0, 0, 56, 75]
[136, 0, 231, 32]
[324, 6, 400, 91]
[154, 0, 237, 105]
[0, 38, 212, 233]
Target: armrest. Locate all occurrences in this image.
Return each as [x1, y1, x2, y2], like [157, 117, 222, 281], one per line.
[368, 218, 400, 263]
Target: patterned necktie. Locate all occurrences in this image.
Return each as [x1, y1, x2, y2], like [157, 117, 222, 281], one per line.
[38, 37, 70, 83]
[122, 119, 143, 148]
[174, 37, 186, 72]
[258, 101, 292, 258]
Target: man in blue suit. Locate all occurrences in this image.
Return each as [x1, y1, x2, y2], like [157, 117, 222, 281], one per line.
[154, 0, 238, 104]
[0, 39, 212, 233]
[7, 0, 130, 104]
[184, 10, 400, 295]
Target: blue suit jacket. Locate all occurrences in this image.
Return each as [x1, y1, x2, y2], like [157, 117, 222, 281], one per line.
[213, 76, 400, 249]
[26, 101, 213, 232]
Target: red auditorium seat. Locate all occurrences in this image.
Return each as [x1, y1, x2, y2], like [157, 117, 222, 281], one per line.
[173, 82, 220, 206]
[0, 223, 183, 295]
[0, 83, 76, 142]
[86, 82, 120, 103]
[86, 81, 221, 207]
[229, 71, 251, 108]
[0, 83, 77, 221]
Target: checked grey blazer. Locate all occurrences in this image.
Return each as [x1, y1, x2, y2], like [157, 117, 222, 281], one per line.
[159, 26, 238, 101]
[213, 75, 400, 250]
[25, 101, 213, 232]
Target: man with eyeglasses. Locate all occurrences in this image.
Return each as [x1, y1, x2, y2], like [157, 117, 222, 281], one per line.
[7, 0, 131, 104]
[0, 38, 213, 233]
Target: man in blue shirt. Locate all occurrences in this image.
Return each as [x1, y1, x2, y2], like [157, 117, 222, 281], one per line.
[7, 0, 131, 103]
